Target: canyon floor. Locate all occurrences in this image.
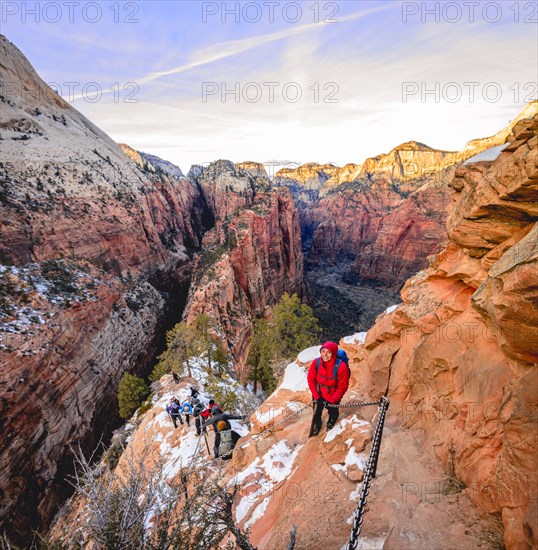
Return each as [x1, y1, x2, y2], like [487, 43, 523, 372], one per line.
[305, 267, 400, 340]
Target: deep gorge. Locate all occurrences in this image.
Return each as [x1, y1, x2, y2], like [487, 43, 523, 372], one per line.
[1, 33, 536, 546]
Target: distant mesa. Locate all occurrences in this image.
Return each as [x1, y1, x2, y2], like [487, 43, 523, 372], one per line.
[119, 143, 184, 178]
[235, 161, 268, 179]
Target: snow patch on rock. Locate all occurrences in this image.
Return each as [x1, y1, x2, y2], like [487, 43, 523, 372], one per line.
[274, 361, 309, 394]
[234, 439, 302, 525]
[324, 415, 370, 444]
[297, 345, 321, 364]
[245, 496, 271, 529]
[343, 332, 367, 345]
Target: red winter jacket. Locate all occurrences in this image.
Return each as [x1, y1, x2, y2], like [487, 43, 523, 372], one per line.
[307, 344, 350, 403]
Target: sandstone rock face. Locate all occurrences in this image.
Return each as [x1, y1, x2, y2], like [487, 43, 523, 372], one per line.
[122, 144, 185, 178]
[0, 267, 168, 540]
[236, 161, 269, 178]
[305, 175, 452, 289]
[185, 163, 304, 374]
[0, 35, 206, 542]
[0, 37, 205, 273]
[278, 103, 536, 291]
[276, 162, 340, 194]
[353, 112, 538, 548]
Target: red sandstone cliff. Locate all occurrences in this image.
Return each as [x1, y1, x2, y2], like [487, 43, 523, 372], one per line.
[351, 112, 538, 548]
[279, 103, 536, 291]
[184, 161, 304, 375]
[0, 35, 206, 543]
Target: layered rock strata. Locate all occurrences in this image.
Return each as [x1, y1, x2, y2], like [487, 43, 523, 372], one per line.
[0, 35, 206, 542]
[185, 162, 304, 375]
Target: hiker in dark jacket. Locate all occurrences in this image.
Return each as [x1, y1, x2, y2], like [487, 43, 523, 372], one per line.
[204, 414, 244, 458]
[193, 402, 212, 436]
[307, 341, 350, 435]
[190, 387, 200, 399]
[214, 420, 241, 459]
[166, 397, 183, 429]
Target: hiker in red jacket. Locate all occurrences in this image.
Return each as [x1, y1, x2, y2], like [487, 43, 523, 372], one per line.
[307, 341, 350, 436]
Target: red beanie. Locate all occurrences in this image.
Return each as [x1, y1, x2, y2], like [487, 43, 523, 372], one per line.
[320, 341, 338, 357]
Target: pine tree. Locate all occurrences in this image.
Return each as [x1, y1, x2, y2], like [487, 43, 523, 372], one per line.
[248, 294, 319, 393]
[192, 313, 213, 371]
[150, 322, 196, 381]
[117, 373, 150, 419]
[247, 318, 275, 393]
[213, 343, 228, 377]
[270, 293, 320, 359]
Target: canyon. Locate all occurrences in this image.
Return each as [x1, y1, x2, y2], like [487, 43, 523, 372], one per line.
[1, 31, 536, 548]
[276, 104, 535, 337]
[0, 35, 302, 542]
[52, 107, 537, 550]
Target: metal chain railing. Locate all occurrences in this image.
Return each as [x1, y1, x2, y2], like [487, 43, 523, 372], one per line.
[345, 396, 390, 550]
[168, 394, 389, 548]
[211, 401, 312, 461]
[176, 401, 312, 488]
[181, 397, 383, 476]
[325, 399, 381, 409]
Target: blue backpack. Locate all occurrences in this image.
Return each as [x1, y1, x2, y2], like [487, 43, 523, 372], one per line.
[315, 348, 350, 383]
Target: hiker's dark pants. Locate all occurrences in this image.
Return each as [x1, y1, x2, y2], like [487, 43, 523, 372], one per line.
[313, 397, 340, 428]
[171, 413, 182, 428]
[195, 417, 214, 435]
[184, 414, 191, 427]
[214, 431, 221, 457]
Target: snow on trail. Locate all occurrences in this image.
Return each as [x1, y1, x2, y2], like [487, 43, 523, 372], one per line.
[324, 415, 370, 444]
[234, 439, 303, 524]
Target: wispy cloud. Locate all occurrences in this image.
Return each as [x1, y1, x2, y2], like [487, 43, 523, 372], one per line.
[137, 3, 396, 85]
[57, 2, 394, 103]
[7, 0, 535, 172]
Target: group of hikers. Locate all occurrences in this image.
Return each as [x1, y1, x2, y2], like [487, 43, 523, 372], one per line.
[166, 387, 243, 459]
[165, 340, 350, 458]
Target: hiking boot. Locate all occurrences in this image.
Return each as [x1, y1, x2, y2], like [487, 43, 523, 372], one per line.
[327, 420, 336, 430]
[311, 424, 322, 436]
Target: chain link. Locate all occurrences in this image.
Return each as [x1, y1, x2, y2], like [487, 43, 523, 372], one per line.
[346, 396, 390, 550]
[325, 399, 381, 409]
[183, 398, 380, 472]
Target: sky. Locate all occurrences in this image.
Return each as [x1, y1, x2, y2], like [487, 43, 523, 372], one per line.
[2, 0, 537, 174]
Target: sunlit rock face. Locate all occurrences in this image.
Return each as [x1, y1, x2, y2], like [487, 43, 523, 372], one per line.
[278, 102, 536, 291]
[354, 113, 538, 549]
[0, 35, 206, 543]
[184, 161, 304, 376]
